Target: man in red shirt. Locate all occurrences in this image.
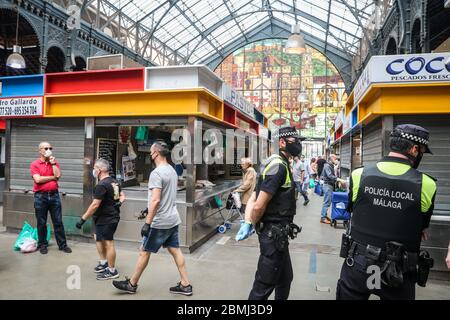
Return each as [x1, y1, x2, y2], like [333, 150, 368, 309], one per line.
[30, 141, 71, 254]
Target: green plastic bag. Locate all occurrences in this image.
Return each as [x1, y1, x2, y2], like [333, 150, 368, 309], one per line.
[214, 195, 223, 207]
[14, 221, 34, 251]
[309, 178, 315, 189]
[14, 221, 51, 251]
[135, 126, 148, 141]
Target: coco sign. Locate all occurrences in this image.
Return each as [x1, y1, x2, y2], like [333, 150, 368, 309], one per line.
[375, 53, 450, 81]
[354, 53, 450, 104]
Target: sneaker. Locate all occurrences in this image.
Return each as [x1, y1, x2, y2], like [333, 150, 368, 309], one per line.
[169, 282, 193, 296]
[112, 277, 137, 294]
[59, 246, 72, 253]
[325, 216, 331, 222]
[94, 262, 109, 273]
[97, 268, 119, 280]
[39, 246, 48, 255]
[303, 199, 310, 206]
[320, 218, 331, 224]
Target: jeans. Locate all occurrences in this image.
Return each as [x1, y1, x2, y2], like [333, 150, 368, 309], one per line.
[320, 184, 333, 219]
[34, 191, 67, 249]
[295, 181, 308, 201]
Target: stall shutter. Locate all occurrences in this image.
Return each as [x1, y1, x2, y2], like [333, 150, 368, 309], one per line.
[10, 119, 84, 194]
[340, 136, 351, 170]
[394, 115, 450, 213]
[362, 118, 382, 167]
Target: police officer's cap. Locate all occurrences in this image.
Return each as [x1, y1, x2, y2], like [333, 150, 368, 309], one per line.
[273, 126, 306, 141]
[391, 124, 432, 154]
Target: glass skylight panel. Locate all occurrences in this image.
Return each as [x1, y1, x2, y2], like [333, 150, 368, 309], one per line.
[89, 0, 377, 66]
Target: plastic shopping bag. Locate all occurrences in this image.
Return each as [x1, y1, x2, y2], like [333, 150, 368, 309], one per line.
[14, 221, 34, 251]
[232, 192, 242, 209]
[14, 221, 51, 251]
[309, 178, 315, 189]
[20, 238, 37, 253]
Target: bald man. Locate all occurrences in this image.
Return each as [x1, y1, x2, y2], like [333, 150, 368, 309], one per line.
[30, 141, 71, 254]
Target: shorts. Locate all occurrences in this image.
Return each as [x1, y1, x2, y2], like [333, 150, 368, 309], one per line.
[95, 222, 119, 241]
[142, 225, 179, 253]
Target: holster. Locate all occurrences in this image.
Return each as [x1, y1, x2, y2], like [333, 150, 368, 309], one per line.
[417, 250, 434, 287]
[258, 222, 301, 252]
[380, 241, 406, 288]
[270, 225, 289, 252]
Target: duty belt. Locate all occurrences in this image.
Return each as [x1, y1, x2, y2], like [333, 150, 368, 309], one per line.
[256, 221, 302, 252]
[347, 240, 418, 269]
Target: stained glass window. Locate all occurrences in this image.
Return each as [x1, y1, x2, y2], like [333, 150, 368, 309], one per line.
[215, 39, 346, 139]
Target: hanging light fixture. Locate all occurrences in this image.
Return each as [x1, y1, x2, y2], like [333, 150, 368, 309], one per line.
[6, 5, 26, 69]
[286, 24, 306, 54]
[285, 0, 306, 54]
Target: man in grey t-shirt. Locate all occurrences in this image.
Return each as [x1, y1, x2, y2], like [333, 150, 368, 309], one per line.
[293, 155, 309, 205]
[148, 164, 181, 229]
[113, 141, 192, 296]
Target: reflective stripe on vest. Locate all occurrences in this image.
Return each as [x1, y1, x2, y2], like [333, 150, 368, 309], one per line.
[262, 155, 291, 188]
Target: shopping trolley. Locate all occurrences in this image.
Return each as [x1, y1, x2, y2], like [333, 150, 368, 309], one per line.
[217, 192, 243, 234]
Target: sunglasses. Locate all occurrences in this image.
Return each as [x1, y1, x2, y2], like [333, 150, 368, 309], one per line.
[42, 147, 53, 150]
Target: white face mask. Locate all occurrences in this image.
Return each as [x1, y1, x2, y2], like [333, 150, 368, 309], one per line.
[44, 149, 52, 158]
[92, 169, 98, 179]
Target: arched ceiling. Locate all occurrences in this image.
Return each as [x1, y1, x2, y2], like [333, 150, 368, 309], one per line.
[86, 0, 376, 62]
[59, 0, 383, 88]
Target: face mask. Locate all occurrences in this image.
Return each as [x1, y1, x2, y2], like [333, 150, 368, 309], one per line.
[150, 152, 158, 164]
[283, 139, 302, 157]
[44, 150, 52, 158]
[411, 152, 423, 169]
[92, 169, 98, 179]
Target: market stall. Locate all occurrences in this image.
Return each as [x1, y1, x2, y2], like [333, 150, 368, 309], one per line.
[0, 65, 269, 252]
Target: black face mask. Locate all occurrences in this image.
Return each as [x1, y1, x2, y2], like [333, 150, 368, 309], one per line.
[412, 152, 423, 169]
[282, 139, 302, 157]
[405, 151, 423, 169]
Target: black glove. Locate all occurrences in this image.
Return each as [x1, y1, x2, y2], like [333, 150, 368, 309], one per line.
[76, 218, 86, 229]
[137, 208, 148, 220]
[141, 223, 151, 238]
[114, 201, 122, 208]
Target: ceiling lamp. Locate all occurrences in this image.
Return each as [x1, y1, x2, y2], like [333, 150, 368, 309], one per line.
[6, 5, 26, 69]
[286, 24, 306, 54]
[7, 45, 26, 69]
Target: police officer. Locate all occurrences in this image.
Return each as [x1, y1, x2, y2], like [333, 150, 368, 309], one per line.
[235, 126, 303, 300]
[337, 124, 437, 300]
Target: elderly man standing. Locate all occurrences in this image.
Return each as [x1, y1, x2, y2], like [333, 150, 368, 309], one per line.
[30, 141, 71, 254]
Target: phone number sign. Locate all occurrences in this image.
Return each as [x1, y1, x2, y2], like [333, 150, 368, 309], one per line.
[0, 97, 43, 118]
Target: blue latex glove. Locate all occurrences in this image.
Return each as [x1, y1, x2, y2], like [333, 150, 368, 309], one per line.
[235, 222, 253, 241]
